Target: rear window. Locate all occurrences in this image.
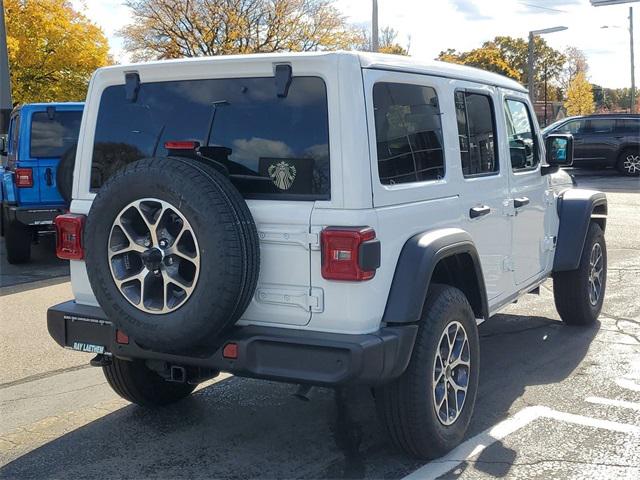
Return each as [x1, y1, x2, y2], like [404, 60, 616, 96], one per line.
[92, 76, 330, 200]
[30, 110, 82, 158]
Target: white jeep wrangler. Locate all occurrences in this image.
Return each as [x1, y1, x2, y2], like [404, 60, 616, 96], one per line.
[48, 52, 607, 459]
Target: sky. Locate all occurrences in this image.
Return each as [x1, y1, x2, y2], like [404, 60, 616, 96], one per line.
[71, 0, 639, 89]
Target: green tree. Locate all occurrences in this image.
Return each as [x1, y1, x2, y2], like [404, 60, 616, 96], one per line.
[4, 0, 111, 104]
[121, 0, 362, 61]
[564, 71, 595, 116]
[437, 35, 565, 97]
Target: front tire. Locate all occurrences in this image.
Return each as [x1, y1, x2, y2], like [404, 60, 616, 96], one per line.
[103, 357, 196, 407]
[553, 222, 606, 325]
[375, 284, 480, 459]
[5, 220, 32, 264]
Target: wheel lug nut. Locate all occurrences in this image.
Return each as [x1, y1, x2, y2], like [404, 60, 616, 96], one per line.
[159, 239, 168, 248]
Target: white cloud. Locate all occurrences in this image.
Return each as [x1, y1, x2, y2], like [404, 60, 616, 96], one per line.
[75, 0, 636, 88]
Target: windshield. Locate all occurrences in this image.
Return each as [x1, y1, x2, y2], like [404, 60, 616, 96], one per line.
[92, 76, 330, 199]
[30, 110, 82, 158]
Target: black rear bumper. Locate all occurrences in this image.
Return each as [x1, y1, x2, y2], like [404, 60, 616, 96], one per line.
[47, 301, 418, 386]
[4, 204, 65, 227]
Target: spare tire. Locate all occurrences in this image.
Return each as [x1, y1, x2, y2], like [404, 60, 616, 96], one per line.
[84, 157, 260, 353]
[57, 145, 77, 206]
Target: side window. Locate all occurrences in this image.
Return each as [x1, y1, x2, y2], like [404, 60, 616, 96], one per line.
[455, 90, 498, 176]
[557, 120, 584, 134]
[11, 114, 20, 154]
[615, 119, 640, 134]
[373, 82, 445, 185]
[504, 99, 539, 171]
[587, 119, 614, 134]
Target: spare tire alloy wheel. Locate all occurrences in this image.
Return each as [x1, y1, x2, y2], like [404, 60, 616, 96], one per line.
[108, 198, 200, 313]
[433, 321, 471, 426]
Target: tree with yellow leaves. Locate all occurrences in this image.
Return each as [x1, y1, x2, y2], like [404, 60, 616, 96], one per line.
[4, 0, 111, 104]
[564, 71, 595, 116]
[121, 0, 363, 61]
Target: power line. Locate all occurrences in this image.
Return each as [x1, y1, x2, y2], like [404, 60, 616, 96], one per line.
[520, 2, 567, 13]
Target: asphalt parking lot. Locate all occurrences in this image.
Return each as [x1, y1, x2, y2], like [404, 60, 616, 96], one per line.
[0, 170, 638, 479]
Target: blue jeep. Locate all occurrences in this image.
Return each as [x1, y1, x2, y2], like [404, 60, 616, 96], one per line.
[0, 102, 84, 263]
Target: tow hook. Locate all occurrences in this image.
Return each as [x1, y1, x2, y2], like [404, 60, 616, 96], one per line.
[169, 365, 187, 383]
[293, 384, 313, 402]
[90, 354, 112, 367]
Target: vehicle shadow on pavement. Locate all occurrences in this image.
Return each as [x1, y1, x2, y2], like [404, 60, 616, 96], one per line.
[0, 315, 597, 480]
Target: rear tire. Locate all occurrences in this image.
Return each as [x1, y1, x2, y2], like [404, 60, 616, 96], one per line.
[103, 357, 196, 407]
[616, 148, 640, 177]
[375, 284, 480, 459]
[553, 222, 606, 325]
[5, 220, 32, 264]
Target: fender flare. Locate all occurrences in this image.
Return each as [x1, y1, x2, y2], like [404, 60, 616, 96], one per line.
[382, 228, 489, 324]
[553, 189, 607, 272]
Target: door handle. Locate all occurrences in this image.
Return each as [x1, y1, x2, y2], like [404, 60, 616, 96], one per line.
[45, 168, 53, 186]
[514, 197, 530, 208]
[470, 206, 491, 218]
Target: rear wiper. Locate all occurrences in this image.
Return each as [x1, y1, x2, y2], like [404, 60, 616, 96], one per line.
[205, 100, 229, 147]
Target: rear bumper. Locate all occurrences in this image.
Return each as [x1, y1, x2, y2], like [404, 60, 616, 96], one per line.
[4, 203, 65, 227]
[47, 301, 418, 386]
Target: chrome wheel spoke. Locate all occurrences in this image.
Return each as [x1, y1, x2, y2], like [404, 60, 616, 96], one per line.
[432, 320, 471, 426]
[108, 198, 200, 314]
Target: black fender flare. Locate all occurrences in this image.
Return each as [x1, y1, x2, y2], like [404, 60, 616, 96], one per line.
[382, 228, 489, 324]
[553, 189, 607, 272]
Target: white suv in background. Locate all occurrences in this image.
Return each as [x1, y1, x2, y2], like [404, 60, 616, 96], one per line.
[48, 52, 607, 459]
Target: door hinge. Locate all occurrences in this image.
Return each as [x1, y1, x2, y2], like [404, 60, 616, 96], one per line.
[503, 257, 515, 272]
[502, 199, 516, 217]
[257, 229, 320, 250]
[255, 287, 324, 312]
[543, 235, 557, 251]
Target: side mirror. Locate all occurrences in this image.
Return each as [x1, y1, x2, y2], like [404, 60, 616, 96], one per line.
[545, 134, 574, 167]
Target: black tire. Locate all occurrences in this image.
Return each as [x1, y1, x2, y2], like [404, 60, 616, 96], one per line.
[57, 145, 77, 205]
[375, 284, 480, 459]
[616, 148, 640, 176]
[103, 357, 196, 407]
[84, 157, 259, 353]
[5, 220, 32, 264]
[554, 222, 607, 325]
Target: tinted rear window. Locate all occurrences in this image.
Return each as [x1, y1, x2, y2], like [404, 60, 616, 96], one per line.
[30, 111, 82, 158]
[615, 119, 640, 134]
[92, 76, 330, 199]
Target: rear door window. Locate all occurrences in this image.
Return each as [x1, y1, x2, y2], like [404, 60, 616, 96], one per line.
[30, 111, 83, 158]
[455, 90, 498, 176]
[372, 82, 445, 185]
[586, 119, 614, 134]
[92, 76, 330, 200]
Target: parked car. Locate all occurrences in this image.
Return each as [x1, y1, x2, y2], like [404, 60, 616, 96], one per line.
[542, 114, 640, 176]
[0, 102, 84, 263]
[47, 52, 607, 460]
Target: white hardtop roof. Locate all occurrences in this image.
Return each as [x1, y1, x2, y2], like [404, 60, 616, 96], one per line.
[100, 51, 528, 93]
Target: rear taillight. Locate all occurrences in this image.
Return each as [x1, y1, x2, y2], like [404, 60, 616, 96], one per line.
[321, 227, 381, 281]
[55, 214, 85, 260]
[15, 168, 33, 188]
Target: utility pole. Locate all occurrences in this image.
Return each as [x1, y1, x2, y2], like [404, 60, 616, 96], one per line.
[1, 0, 12, 135]
[630, 6, 636, 113]
[372, 0, 379, 52]
[527, 26, 568, 103]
